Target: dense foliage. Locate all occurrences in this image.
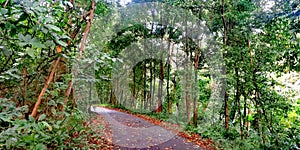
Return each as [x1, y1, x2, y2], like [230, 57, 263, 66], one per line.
[1, 0, 299, 149]
[0, 0, 108, 149]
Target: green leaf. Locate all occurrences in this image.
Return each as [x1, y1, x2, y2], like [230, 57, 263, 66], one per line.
[35, 143, 47, 150]
[95, 2, 107, 15]
[56, 40, 68, 47]
[0, 8, 8, 15]
[45, 40, 55, 47]
[38, 114, 46, 121]
[30, 38, 46, 48]
[48, 100, 56, 106]
[45, 24, 61, 32]
[18, 13, 27, 22]
[247, 115, 254, 121]
[5, 138, 17, 149]
[18, 42, 28, 46]
[0, 46, 12, 57]
[18, 33, 31, 43]
[23, 135, 34, 142]
[60, 35, 71, 40]
[29, 115, 35, 122]
[26, 47, 35, 58]
[6, 69, 21, 79]
[0, 114, 11, 122]
[41, 121, 52, 131]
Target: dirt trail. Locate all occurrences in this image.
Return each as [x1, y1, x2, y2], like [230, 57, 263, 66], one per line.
[93, 107, 202, 150]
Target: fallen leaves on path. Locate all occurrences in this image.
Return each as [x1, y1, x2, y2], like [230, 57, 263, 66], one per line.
[101, 106, 216, 150]
[86, 114, 115, 150]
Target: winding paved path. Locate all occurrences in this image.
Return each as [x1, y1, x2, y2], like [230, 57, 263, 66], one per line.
[93, 107, 202, 150]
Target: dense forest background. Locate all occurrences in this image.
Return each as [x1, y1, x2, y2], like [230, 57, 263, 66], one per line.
[0, 0, 299, 149]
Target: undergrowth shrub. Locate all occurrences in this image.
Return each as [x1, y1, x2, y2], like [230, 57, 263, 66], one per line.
[0, 98, 102, 149]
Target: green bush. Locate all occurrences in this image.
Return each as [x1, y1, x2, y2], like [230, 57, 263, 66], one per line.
[0, 98, 101, 149]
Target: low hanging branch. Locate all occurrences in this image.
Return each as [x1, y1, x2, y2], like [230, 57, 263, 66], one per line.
[63, 1, 96, 105]
[31, 56, 61, 118]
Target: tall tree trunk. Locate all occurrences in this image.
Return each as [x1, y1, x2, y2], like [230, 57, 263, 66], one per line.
[184, 64, 191, 124]
[167, 41, 171, 114]
[193, 46, 200, 126]
[221, 0, 229, 132]
[183, 12, 191, 124]
[172, 75, 178, 116]
[31, 57, 61, 118]
[112, 90, 117, 105]
[132, 67, 136, 108]
[121, 90, 125, 106]
[235, 66, 243, 139]
[144, 60, 147, 109]
[156, 59, 163, 113]
[225, 91, 229, 131]
[152, 63, 156, 111]
[149, 60, 153, 110]
[193, 69, 198, 126]
[185, 82, 191, 124]
[109, 88, 113, 104]
[174, 46, 180, 119]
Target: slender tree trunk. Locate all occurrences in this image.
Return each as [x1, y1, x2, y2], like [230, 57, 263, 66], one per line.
[193, 69, 198, 126]
[225, 91, 229, 130]
[152, 64, 156, 111]
[185, 83, 191, 124]
[78, 1, 96, 60]
[221, 0, 229, 132]
[183, 12, 191, 124]
[110, 88, 113, 104]
[172, 75, 178, 115]
[192, 70, 198, 126]
[144, 60, 147, 109]
[174, 46, 180, 119]
[112, 90, 116, 105]
[156, 59, 163, 113]
[235, 66, 243, 139]
[120, 89, 124, 105]
[31, 57, 61, 118]
[156, 4, 163, 113]
[184, 64, 191, 124]
[193, 46, 200, 126]
[132, 67, 136, 108]
[149, 60, 153, 110]
[64, 1, 96, 105]
[167, 41, 171, 114]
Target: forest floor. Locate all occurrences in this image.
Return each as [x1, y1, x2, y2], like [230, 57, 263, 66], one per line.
[90, 107, 215, 150]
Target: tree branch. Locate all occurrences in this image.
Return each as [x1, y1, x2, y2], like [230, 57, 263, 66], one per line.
[31, 57, 61, 118]
[64, 1, 97, 105]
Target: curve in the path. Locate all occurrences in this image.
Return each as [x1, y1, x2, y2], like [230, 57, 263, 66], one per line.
[93, 107, 202, 150]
